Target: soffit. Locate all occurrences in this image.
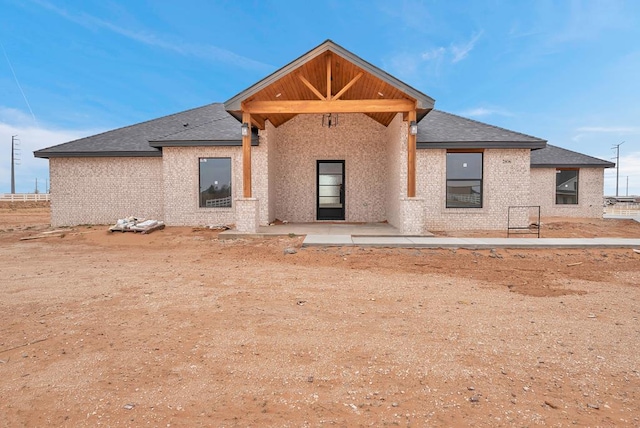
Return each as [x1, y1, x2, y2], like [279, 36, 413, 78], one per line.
[224, 40, 434, 128]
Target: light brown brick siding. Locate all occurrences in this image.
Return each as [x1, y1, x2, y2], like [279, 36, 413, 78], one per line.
[420, 149, 531, 230]
[162, 144, 269, 227]
[49, 157, 163, 227]
[49, 126, 606, 230]
[530, 167, 605, 218]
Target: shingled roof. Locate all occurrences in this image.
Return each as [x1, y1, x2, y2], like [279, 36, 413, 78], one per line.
[35, 106, 548, 158]
[530, 144, 615, 168]
[34, 104, 254, 158]
[417, 110, 546, 149]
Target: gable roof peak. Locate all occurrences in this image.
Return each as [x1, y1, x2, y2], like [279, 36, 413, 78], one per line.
[224, 40, 435, 117]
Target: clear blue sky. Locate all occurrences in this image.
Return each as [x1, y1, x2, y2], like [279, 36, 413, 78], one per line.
[1, 0, 639, 195]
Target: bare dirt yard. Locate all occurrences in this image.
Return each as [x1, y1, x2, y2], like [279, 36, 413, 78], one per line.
[1, 203, 639, 427]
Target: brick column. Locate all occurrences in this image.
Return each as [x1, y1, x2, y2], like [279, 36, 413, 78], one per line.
[398, 197, 425, 235]
[235, 198, 260, 233]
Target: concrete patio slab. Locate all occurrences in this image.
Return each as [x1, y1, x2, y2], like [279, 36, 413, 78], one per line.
[302, 235, 353, 246]
[220, 222, 410, 239]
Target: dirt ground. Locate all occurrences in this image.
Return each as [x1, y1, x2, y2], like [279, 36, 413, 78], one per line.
[1, 204, 639, 427]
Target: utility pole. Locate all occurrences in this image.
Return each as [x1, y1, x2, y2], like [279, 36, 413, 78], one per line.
[612, 141, 624, 197]
[11, 135, 18, 194]
[627, 176, 629, 197]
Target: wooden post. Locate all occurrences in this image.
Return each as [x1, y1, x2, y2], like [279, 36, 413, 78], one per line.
[407, 110, 417, 198]
[242, 112, 252, 198]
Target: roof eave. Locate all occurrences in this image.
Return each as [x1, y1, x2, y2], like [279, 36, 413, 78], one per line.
[531, 163, 615, 169]
[417, 141, 547, 149]
[34, 150, 162, 159]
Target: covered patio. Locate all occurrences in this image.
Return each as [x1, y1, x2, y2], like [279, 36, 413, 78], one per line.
[223, 40, 435, 234]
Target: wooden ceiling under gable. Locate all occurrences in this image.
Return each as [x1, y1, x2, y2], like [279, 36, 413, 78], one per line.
[225, 41, 433, 129]
[226, 41, 434, 200]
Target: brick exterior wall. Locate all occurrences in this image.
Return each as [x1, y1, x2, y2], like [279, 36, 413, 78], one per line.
[268, 113, 389, 223]
[265, 123, 277, 222]
[50, 122, 605, 231]
[530, 167, 605, 218]
[162, 145, 269, 227]
[419, 149, 531, 230]
[49, 157, 163, 227]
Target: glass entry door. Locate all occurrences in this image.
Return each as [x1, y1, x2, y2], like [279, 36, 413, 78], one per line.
[317, 160, 345, 220]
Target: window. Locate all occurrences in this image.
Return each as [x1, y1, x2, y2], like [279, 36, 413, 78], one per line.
[199, 158, 232, 208]
[556, 169, 578, 204]
[446, 152, 483, 208]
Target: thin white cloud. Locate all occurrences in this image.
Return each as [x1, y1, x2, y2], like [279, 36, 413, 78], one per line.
[0, 107, 101, 193]
[451, 31, 484, 63]
[553, 0, 629, 44]
[388, 31, 483, 82]
[387, 52, 421, 81]
[573, 126, 640, 142]
[376, 0, 434, 33]
[460, 107, 514, 118]
[33, 0, 272, 72]
[576, 126, 640, 133]
[413, 30, 483, 70]
[421, 47, 446, 61]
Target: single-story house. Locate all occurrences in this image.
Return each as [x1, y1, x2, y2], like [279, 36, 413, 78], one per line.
[34, 40, 614, 233]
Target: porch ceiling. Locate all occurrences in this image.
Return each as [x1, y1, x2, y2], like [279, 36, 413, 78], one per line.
[224, 40, 434, 129]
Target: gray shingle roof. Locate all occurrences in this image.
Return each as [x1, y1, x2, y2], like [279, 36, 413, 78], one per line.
[34, 103, 246, 158]
[36, 105, 561, 158]
[530, 144, 615, 168]
[149, 105, 254, 146]
[417, 110, 546, 149]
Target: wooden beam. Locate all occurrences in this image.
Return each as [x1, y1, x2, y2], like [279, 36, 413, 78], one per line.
[298, 75, 325, 101]
[333, 72, 363, 101]
[243, 99, 415, 114]
[326, 53, 332, 100]
[242, 112, 252, 198]
[407, 110, 417, 198]
[250, 114, 265, 130]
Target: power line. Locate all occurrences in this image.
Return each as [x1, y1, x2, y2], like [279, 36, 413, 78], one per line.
[11, 135, 20, 194]
[0, 40, 38, 126]
[612, 141, 624, 197]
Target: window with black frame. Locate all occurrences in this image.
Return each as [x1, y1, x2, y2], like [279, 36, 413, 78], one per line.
[199, 158, 232, 208]
[555, 169, 578, 204]
[446, 152, 483, 208]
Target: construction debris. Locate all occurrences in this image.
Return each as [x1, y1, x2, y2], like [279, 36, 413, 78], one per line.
[20, 230, 69, 241]
[208, 224, 230, 230]
[109, 217, 165, 234]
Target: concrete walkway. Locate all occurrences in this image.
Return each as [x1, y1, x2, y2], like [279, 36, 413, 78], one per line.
[218, 221, 640, 249]
[302, 235, 640, 249]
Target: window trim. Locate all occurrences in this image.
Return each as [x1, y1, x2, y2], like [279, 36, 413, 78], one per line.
[555, 168, 579, 205]
[446, 151, 484, 209]
[198, 157, 232, 209]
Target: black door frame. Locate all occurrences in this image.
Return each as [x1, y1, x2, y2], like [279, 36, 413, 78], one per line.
[316, 160, 345, 221]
